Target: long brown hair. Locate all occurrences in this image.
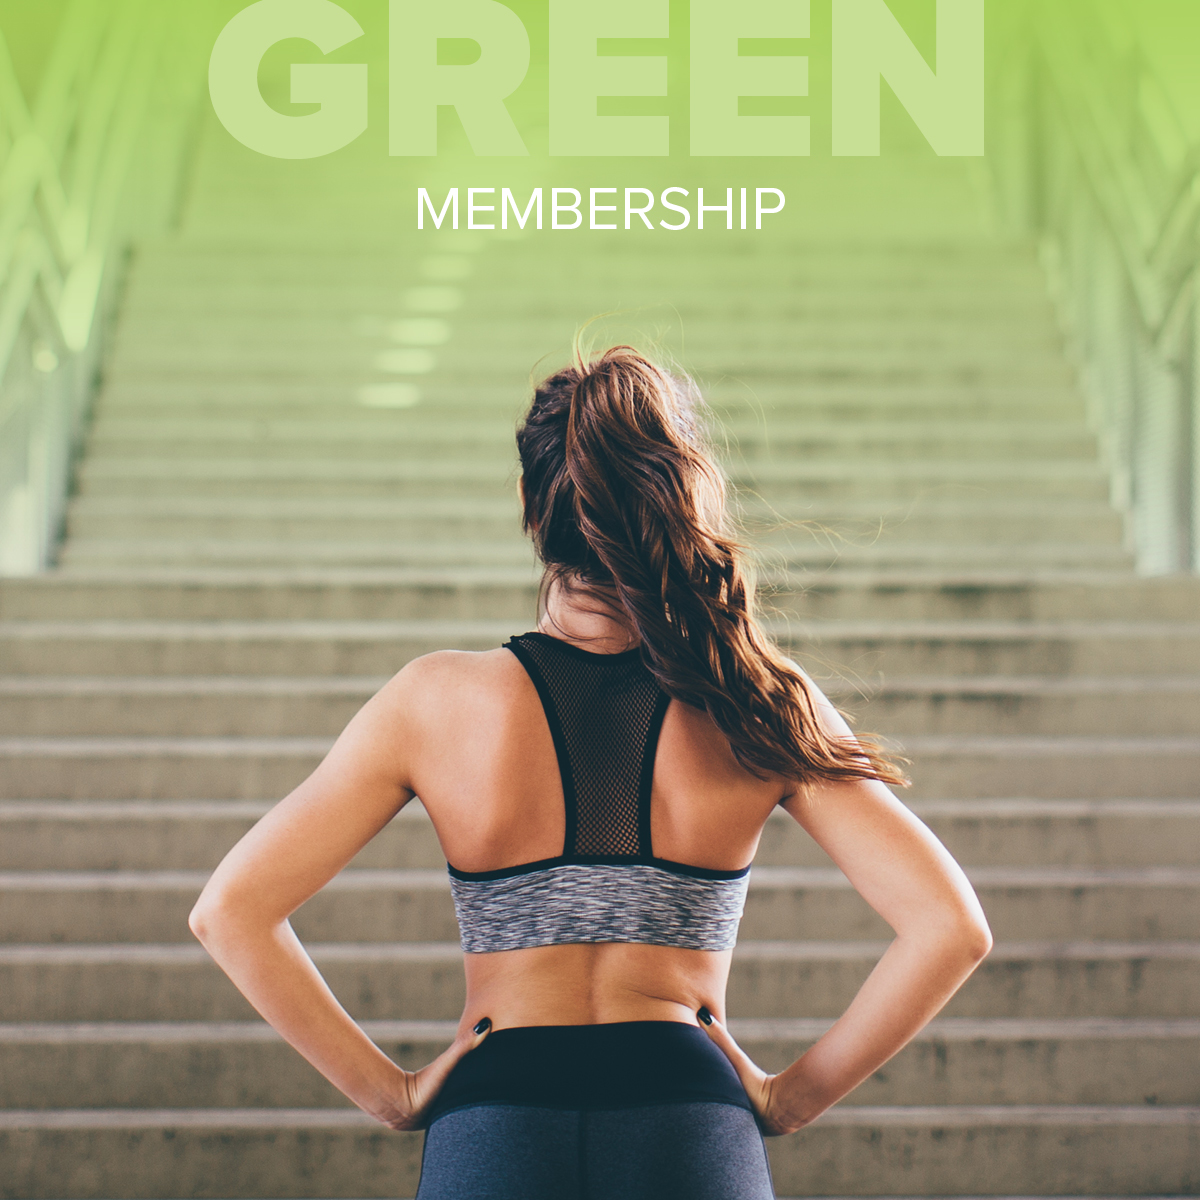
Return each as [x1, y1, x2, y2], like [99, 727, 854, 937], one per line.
[516, 344, 907, 790]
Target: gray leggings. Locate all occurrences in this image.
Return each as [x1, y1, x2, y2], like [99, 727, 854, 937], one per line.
[417, 1102, 775, 1199]
[415, 1023, 775, 1199]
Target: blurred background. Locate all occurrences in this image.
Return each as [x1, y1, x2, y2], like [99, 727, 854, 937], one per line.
[1, 1, 1199, 1197]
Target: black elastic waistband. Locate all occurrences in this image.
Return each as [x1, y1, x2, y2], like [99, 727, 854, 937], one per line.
[427, 1021, 752, 1121]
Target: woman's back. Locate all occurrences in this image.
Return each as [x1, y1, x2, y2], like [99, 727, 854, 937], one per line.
[403, 627, 786, 1029]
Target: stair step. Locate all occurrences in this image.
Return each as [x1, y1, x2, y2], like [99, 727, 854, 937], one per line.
[129, 241, 1050, 277]
[97, 379, 1089, 419]
[105, 317, 1074, 349]
[0, 618, 514, 675]
[83, 421, 1097, 462]
[4, 799, 1199, 870]
[5, 572, 1198, 621]
[3, 619, 1196, 676]
[0, 676, 383, 736]
[1, 1104, 1196, 1197]
[108, 330, 1068, 370]
[1, 1017, 1195, 1109]
[59, 539, 539, 569]
[2, 865, 1198, 944]
[828, 676, 1200, 735]
[120, 254, 1058, 283]
[63, 493, 1121, 525]
[116, 277, 1074, 310]
[4, 735, 1194, 801]
[4, 673, 1194, 737]
[73, 456, 1114, 503]
[0, 1108, 424, 1200]
[0, 571, 542, 620]
[898, 735, 1200, 800]
[118, 274, 1068, 303]
[773, 574, 1200, 620]
[2, 941, 1197, 1021]
[64, 518, 1125, 549]
[56, 540, 1133, 572]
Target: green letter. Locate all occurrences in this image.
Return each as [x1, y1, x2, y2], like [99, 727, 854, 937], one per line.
[833, 0, 983, 156]
[690, 0, 809, 156]
[549, 0, 668, 156]
[209, 0, 367, 160]
[391, 0, 530, 155]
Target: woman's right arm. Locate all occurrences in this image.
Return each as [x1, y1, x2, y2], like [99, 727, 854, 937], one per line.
[700, 687, 992, 1135]
[188, 655, 490, 1129]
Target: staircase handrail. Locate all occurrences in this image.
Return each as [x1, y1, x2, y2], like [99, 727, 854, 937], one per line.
[1002, 1, 1200, 572]
[1035, 7, 1200, 346]
[0, 0, 204, 574]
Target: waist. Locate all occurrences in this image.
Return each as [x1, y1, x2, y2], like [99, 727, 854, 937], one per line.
[428, 1021, 752, 1123]
[462, 940, 733, 1030]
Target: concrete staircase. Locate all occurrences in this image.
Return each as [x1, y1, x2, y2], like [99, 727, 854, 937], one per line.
[2, 118, 1200, 1197]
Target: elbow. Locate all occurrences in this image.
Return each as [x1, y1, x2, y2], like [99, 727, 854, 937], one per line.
[910, 907, 992, 969]
[189, 882, 237, 947]
[958, 912, 993, 965]
[189, 881, 282, 949]
[188, 895, 218, 945]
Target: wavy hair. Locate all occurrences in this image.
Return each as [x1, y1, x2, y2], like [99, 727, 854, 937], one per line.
[515, 344, 907, 790]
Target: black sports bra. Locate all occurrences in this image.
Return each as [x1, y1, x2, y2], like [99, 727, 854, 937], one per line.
[446, 632, 750, 953]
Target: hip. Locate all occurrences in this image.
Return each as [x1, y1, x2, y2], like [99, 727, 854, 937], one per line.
[418, 1022, 774, 1200]
[427, 1019, 752, 1122]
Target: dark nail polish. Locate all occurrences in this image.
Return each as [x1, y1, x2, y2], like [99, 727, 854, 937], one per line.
[473, 1017, 492, 1035]
[697, 1007, 712, 1026]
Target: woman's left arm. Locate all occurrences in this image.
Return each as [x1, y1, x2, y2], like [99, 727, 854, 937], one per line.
[700, 680, 993, 1135]
[188, 659, 487, 1129]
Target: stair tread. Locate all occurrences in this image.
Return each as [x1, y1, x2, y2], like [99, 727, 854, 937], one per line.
[7, 617, 1198, 634]
[3, 865, 1200, 888]
[3, 674, 1198, 696]
[2, 1104, 1197, 1128]
[5, 940, 1200, 962]
[4, 1015, 1200, 1041]
[3, 797, 1198, 817]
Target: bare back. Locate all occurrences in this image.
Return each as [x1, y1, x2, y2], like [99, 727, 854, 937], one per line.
[400, 644, 788, 1031]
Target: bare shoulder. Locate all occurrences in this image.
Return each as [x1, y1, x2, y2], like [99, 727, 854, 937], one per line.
[394, 646, 514, 684]
[377, 646, 525, 723]
[780, 656, 843, 724]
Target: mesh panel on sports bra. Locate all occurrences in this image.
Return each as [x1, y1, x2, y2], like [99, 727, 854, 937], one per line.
[508, 633, 666, 858]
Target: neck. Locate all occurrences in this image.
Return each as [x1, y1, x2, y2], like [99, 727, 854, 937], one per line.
[538, 575, 639, 654]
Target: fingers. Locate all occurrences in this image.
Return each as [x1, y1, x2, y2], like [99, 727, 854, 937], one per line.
[424, 1017, 492, 1090]
[697, 1007, 787, 1135]
[403, 1017, 493, 1129]
[697, 1007, 766, 1086]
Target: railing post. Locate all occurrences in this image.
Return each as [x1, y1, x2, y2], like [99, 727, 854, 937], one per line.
[1189, 284, 1200, 571]
[1131, 332, 1185, 574]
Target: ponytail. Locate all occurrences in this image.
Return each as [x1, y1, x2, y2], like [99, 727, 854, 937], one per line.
[516, 345, 907, 790]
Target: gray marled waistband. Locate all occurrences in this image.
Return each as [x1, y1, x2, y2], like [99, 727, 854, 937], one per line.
[449, 862, 750, 954]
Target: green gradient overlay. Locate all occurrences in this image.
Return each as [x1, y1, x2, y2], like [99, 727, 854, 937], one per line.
[3, 0, 1200, 570]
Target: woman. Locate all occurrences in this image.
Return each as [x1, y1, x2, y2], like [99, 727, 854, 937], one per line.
[190, 346, 992, 1199]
